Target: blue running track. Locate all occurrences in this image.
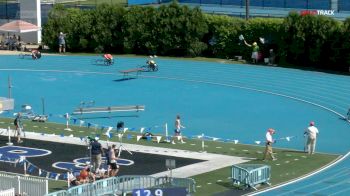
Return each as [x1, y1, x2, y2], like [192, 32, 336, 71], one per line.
[0, 55, 350, 194]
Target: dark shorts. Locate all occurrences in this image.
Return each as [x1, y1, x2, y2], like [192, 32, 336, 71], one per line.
[174, 129, 181, 135]
[70, 179, 78, 186]
[110, 163, 119, 170]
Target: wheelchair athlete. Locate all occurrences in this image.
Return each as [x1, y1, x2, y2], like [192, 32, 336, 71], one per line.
[146, 59, 157, 71]
[103, 53, 114, 65]
[31, 49, 41, 60]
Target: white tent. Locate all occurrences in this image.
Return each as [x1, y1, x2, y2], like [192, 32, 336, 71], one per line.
[0, 20, 40, 33]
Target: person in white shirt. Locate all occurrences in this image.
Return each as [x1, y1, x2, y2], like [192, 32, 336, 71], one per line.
[305, 121, 319, 154]
[263, 128, 277, 161]
[172, 115, 186, 144]
[108, 144, 119, 177]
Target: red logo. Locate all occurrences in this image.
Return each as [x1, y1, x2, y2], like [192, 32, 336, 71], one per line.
[300, 10, 317, 16]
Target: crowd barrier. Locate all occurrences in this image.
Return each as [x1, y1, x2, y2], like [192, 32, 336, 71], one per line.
[46, 175, 196, 196]
[45, 190, 67, 196]
[0, 172, 48, 196]
[231, 164, 271, 190]
[0, 188, 15, 196]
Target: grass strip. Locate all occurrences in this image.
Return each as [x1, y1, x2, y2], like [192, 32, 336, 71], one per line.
[0, 118, 339, 195]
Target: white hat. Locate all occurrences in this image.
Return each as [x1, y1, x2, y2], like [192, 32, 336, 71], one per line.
[60, 32, 63, 35]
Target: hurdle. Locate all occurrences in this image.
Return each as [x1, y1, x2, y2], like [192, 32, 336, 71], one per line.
[72, 105, 145, 118]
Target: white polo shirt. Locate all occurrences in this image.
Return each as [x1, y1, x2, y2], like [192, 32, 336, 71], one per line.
[306, 126, 319, 139]
[266, 132, 273, 143]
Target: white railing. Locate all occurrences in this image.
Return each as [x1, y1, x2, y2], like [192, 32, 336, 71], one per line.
[0, 188, 15, 196]
[0, 172, 48, 196]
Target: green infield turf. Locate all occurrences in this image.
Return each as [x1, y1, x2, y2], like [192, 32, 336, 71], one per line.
[0, 118, 339, 195]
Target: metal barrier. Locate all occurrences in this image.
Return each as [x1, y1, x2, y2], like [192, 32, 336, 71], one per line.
[171, 177, 196, 193]
[155, 177, 196, 193]
[44, 190, 68, 196]
[67, 183, 92, 196]
[0, 188, 15, 196]
[0, 172, 48, 196]
[231, 164, 271, 190]
[115, 175, 157, 194]
[46, 175, 196, 196]
[93, 177, 118, 195]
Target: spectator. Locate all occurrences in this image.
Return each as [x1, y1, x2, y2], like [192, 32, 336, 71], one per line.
[90, 138, 103, 173]
[172, 115, 186, 144]
[96, 168, 108, 179]
[58, 32, 66, 53]
[78, 167, 90, 184]
[268, 49, 276, 66]
[305, 121, 319, 155]
[263, 128, 277, 161]
[0, 33, 4, 48]
[68, 170, 80, 187]
[244, 40, 260, 64]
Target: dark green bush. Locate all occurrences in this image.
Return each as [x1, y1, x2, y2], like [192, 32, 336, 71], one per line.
[42, 3, 350, 72]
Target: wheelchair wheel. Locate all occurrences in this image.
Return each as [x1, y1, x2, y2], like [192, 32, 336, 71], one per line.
[104, 60, 114, 66]
[152, 66, 159, 72]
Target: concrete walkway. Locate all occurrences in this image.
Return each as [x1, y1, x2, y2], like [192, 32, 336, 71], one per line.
[0, 129, 250, 178]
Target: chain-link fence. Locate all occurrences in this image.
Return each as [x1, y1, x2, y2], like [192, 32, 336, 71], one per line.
[162, 0, 350, 11]
[0, 0, 349, 21]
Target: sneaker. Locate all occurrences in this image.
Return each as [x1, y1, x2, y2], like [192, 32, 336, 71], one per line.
[18, 140, 23, 143]
[181, 141, 186, 144]
[171, 141, 175, 144]
[272, 158, 277, 161]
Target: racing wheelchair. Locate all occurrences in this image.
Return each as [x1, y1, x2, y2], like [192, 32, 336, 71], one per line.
[140, 56, 158, 72]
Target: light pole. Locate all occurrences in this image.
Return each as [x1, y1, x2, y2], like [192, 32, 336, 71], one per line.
[245, 0, 250, 20]
[5, 0, 8, 20]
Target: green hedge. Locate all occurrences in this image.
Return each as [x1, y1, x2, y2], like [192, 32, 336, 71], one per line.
[42, 2, 350, 71]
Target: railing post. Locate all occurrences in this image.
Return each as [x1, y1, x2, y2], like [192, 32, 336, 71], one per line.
[45, 179, 48, 195]
[17, 176, 21, 195]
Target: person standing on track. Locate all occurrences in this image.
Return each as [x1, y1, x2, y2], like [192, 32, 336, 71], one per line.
[263, 128, 277, 161]
[305, 121, 319, 155]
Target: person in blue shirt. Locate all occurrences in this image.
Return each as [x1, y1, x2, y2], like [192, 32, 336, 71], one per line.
[90, 138, 103, 173]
